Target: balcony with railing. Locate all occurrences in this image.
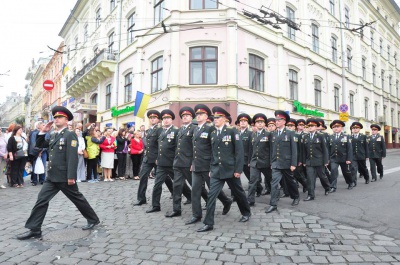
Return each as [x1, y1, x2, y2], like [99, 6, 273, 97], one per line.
[66, 49, 117, 98]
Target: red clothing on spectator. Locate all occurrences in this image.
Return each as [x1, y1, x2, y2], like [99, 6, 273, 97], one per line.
[130, 138, 144, 155]
[99, 136, 116, 153]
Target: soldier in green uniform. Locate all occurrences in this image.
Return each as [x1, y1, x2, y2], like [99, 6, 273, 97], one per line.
[368, 124, 386, 181]
[302, 118, 330, 201]
[328, 120, 354, 192]
[248, 113, 271, 206]
[197, 107, 251, 232]
[350, 122, 370, 184]
[266, 111, 299, 214]
[17, 106, 100, 240]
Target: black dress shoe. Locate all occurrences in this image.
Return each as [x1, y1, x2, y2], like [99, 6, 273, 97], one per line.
[280, 194, 289, 198]
[239, 215, 250, 222]
[261, 190, 270, 195]
[16, 230, 42, 240]
[329, 188, 336, 193]
[248, 202, 255, 207]
[82, 220, 100, 230]
[292, 198, 300, 206]
[365, 180, 370, 184]
[325, 189, 330, 195]
[265, 205, 277, 213]
[222, 200, 232, 215]
[146, 207, 161, 213]
[197, 224, 213, 232]
[185, 217, 201, 225]
[304, 196, 314, 201]
[133, 201, 147, 206]
[348, 184, 353, 190]
[183, 200, 191, 205]
[165, 211, 181, 217]
[380, 174, 383, 179]
[32, 183, 37, 186]
[371, 178, 377, 182]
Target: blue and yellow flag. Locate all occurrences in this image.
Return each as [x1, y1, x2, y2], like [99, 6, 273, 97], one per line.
[134, 91, 151, 118]
[62, 63, 70, 76]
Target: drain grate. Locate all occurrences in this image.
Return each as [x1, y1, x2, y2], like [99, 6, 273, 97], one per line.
[43, 228, 91, 242]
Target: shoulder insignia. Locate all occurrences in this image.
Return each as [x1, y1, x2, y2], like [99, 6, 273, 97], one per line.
[293, 137, 298, 142]
[71, 140, 77, 147]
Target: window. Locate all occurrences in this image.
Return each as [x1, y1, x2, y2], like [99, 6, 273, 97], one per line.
[84, 24, 88, 43]
[124, 72, 133, 103]
[395, 52, 397, 67]
[189, 46, 217, 85]
[151, 56, 163, 93]
[375, 102, 379, 121]
[344, 8, 350, 28]
[360, 20, 364, 39]
[381, 70, 385, 89]
[105, 84, 111, 110]
[349, 93, 354, 115]
[154, 0, 165, 25]
[289, 69, 298, 100]
[91, 94, 98, 104]
[312, 24, 319, 53]
[391, 109, 394, 125]
[287, 7, 296, 40]
[372, 64, 376, 85]
[74, 36, 78, 53]
[331, 36, 337, 63]
[82, 58, 86, 68]
[398, 112, 400, 127]
[249, 54, 264, 91]
[96, 8, 101, 28]
[364, 98, 369, 119]
[387, 45, 391, 60]
[397, 80, 399, 98]
[380, 39, 383, 54]
[334, 86, 340, 112]
[362, 57, 366, 80]
[190, 0, 218, 9]
[389, 75, 393, 93]
[108, 32, 114, 54]
[314, 79, 321, 107]
[371, 31, 374, 48]
[127, 13, 135, 45]
[347, 47, 352, 72]
[110, 0, 115, 11]
[330, 0, 335, 15]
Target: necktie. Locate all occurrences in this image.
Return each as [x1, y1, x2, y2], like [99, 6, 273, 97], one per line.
[257, 132, 260, 137]
[278, 130, 281, 136]
[217, 129, 221, 136]
[310, 133, 314, 140]
[336, 134, 339, 139]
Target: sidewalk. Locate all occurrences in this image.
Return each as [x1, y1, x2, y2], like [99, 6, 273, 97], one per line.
[1, 180, 400, 264]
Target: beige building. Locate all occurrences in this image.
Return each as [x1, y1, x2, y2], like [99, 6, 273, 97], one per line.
[0, 92, 25, 128]
[60, 0, 400, 147]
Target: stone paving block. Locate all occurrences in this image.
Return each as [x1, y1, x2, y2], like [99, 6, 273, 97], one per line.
[330, 244, 354, 251]
[151, 254, 171, 262]
[200, 251, 218, 260]
[28, 255, 58, 263]
[107, 256, 124, 263]
[327, 256, 346, 263]
[386, 246, 400, 253]
[309, 256, 329, 263]
[76, 261, 99, 265]
[379, 255, 397, 262]
[235, 255, 255, 263]
[169, 255, 186, 264]
[269, 256, 291, 263]
[370, 245, 389, 252]
[274, 249, 298, 256]
[361, 254, 381, 262]
[374, 240, 398, 246]
[91, 254, 110, 262]
[217, 254, 236, 262]
[291, 256, 309, 263]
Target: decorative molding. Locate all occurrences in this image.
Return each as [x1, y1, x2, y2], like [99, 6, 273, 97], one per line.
[307, 3, 323, 19]
[105, 13, 117, 31]
[361, 45, 368, 54]
[344, 32, 354, 45]
[122, 0, 134, 13]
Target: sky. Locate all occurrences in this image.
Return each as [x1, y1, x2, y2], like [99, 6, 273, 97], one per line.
[0, 0, 76, 103]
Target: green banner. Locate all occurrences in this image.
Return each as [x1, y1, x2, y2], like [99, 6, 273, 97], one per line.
[111, 105, 135, 117]
[293, 100, 324, 117]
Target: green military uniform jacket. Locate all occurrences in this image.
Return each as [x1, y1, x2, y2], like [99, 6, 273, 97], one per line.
[368, 134, 386, 159]
[36, 127, 78, 182]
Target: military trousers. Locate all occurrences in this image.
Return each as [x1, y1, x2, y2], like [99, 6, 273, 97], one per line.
[25, 180, 99, 231]
[294, 165, 308, 190]
[306, 166, 330, 198]
[351, 159, 369, 183]
[171, 167, 197, 212]
[329, 161, 353, 189]
[270, 168, 299, 206]
[248, 167, 271, 204]
[369, 158, 383, 180]
[191, 171, 229, 219]
[203, 176, 251, 226]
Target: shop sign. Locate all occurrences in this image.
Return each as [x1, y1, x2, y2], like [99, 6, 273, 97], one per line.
[293, 101, 324, 117]
[111, 105, 135, 117]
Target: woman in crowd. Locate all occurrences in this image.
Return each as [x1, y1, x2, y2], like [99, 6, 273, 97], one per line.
[85, 128, 105, 182]
[0, 130, 8, 189]
[129, 130, 144, 180]
[115, 128, 129, 180]
[76, 128, 86, 182]
[111, 130, 119, 179]
[99, 127, 116, 182]
[7, 125, 28, 187]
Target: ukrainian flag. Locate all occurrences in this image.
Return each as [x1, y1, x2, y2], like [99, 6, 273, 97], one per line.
[62, 63, 70, 76]
[134, 91, 151, 118]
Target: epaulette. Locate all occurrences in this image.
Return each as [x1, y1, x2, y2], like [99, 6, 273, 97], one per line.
[173, 126, 179, 129]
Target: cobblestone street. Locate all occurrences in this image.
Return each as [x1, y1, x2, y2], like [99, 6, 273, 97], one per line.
[1, 174, 400, 265]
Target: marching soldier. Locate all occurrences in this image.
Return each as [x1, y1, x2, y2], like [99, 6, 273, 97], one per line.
[185, 104, 232, 226]
[146, 110, 191, 214]
[266, 111, 299, 213]
[350, 122, 370, 184]
[317, 118, 331, 179]
[302, 118, 330, 201]
[166, 107, 206, 217]
[197, 107, 251, 232]
[286, 119, 308, 193]
[267, 118, 276, 132]
[328, 120, 354, 192]
[368, 124, 386, 181]
[17, 107, 100, 240]
[247, 113, 271, 206]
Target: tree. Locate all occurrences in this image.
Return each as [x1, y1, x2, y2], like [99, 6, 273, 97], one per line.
[15, 116, 25, 127]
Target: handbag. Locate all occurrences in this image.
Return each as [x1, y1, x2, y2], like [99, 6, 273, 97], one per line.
[14, 150, 26, 160]
[83, 149, 89, 158]
[34, 157, 45, 174]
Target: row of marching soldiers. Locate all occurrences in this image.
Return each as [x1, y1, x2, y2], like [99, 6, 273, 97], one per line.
[133, 104, 386, 232]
